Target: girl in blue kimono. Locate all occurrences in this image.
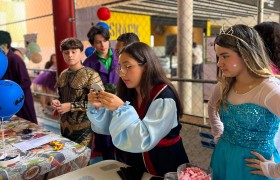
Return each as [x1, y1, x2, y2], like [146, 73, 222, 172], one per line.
[208, 24, 280, 180]
[87, 42, 189, 176]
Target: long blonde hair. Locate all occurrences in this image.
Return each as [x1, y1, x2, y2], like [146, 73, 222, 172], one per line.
[215, 24, 273, 112]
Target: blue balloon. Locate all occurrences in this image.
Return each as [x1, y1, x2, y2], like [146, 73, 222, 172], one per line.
[96, 22, 110, 30]
[0, 80, 24, 118]
[85, 47, 95, 57]
[0, 50, 8, 79]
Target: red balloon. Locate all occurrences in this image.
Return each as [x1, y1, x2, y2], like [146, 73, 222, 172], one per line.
[97, 7, 111, 21]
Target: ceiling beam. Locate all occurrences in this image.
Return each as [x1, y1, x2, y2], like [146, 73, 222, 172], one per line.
[107, 0, 279, 21]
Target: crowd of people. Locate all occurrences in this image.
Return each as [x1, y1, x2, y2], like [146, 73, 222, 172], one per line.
[1, 21, 280, 179]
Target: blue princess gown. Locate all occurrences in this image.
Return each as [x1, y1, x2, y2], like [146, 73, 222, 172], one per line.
[211, 102, 280, 180]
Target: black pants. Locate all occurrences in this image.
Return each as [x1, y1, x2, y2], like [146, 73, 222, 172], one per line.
[192, 64, 203, 79]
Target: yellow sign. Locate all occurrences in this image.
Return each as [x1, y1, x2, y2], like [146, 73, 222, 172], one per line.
[207, 20, 211, 37]
[106, 12, 151, 45]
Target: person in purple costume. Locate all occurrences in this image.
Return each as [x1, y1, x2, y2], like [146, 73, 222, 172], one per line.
[33, 54, 57, 113]
[0, 30, 37, 124]
[83, 25, 119, 163]
[83, 25, 119, 85]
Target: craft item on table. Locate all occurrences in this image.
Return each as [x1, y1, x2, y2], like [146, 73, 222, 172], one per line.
[21, 134, 33, 140]
[177, 163, 211, 180]
[49, 141, 64, 151]
[22, 128, 32, 134]
[0, 152, 20, 167]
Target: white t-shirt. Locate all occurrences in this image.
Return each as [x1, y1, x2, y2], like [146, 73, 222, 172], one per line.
[192, 46, 203, 65]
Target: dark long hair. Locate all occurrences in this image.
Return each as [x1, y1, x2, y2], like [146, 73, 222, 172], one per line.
[87, 25, 110, 45]
[215, 24, 272, 112]
[117, 42, 183, 117]
[254, 21, 280, 71]
[45, 53, 56, 69]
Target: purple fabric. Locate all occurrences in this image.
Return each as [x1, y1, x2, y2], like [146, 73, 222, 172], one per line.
[33, 66, 57, 91]
[3, 50, 37, 124]
[83, 48, 119, 85]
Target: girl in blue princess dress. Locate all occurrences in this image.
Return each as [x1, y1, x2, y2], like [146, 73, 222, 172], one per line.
[208, 24, 280, 180]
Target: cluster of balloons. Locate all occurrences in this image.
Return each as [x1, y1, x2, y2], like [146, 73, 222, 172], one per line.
[96, 7, 111, 30]
[85, 7, 111, 56]
[0, 50, 24, 121]
[26, 42, 42, 64]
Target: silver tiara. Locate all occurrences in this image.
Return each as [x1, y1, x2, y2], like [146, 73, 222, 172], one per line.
[219, 25, 248, 45]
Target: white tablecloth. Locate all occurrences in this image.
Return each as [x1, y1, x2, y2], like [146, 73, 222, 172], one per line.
[51, 160, 154, 180]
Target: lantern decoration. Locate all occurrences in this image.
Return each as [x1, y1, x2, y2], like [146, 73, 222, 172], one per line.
[26, 42, 42, 64]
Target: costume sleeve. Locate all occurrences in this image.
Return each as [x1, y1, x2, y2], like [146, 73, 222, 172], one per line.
[261, 77, 280, 156]
[12, 55, 31, 89]
[260, 161, 280, 178]
[258, 79, 280, 179]
[87, 104, 112, 135]
[208, 83, 224, 144]
[109, 99, 178, 153]
[262, 78, 280, 118]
